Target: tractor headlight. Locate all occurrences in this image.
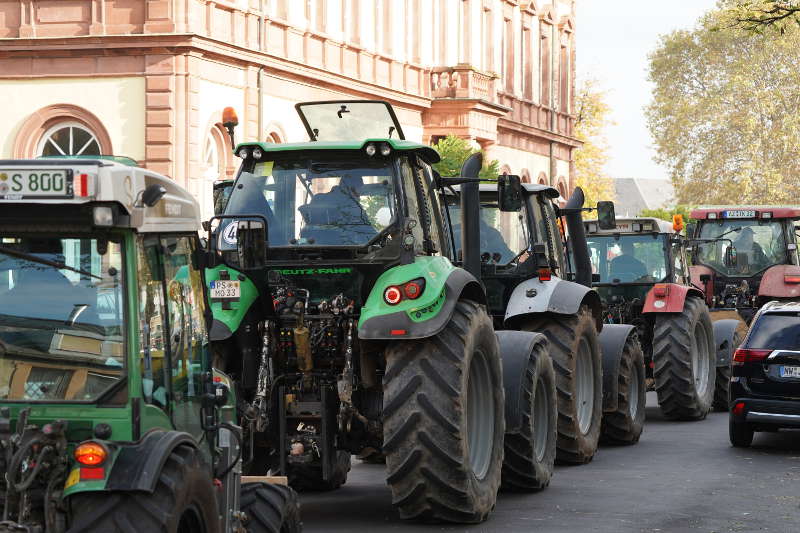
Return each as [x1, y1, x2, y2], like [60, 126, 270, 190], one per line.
[93, 206, 114, 226]
[237, 147, 249, 159]
[365, 143, 377, 157]
[380, 143, 392, 156]
[252, 147, 263, 160]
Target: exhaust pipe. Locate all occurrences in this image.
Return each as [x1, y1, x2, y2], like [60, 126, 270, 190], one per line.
[460, 153, 483, 280]
[564, 187, 592, 287]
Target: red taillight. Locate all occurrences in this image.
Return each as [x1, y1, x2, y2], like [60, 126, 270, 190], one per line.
[732, 401, 746, 417]
[732, 348, 771, 365]
[538, 268, 552, 282]
[74, 442, 108, 466]
[384, 286, 402, 305]
[390, 329, 407, 336]
[653, 284, 669, 298]
[403, 281, 422, 300]
[79, 467, 105, 480]
[785, 275, 800, 284]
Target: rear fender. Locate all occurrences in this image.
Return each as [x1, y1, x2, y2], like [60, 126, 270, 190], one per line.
[503, 276, 602, 330]
[598, 324, 637, 413]
[206, 264, 259, 341]
[689, 265, 714, 305]
[358, 257, 485, 340]
[713, 319, 745, 367]
[642, 284, 705, 314]
[496, 330, 549, 434]
[758, 265, 800, 299]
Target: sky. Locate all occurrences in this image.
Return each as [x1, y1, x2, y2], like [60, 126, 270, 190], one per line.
[576, 0, 720, 181]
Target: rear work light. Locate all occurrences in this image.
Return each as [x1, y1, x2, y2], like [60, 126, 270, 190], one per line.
[74, 441, 108, 466]
[384, 278, 426, 305]
[732, 348, 771, 365]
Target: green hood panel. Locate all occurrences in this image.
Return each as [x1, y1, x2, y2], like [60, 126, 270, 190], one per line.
[206, 265, 259, 340]
[358, 256, 463, 336]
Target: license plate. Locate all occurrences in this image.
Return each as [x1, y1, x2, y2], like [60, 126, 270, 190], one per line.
[723, 209, 756, 218]
[210, 280, 240, 300]
[779, 365, 800, 378]
[0, 169, 73, 199]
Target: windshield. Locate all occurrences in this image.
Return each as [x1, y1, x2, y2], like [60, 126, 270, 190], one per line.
[447, 198, 530, 265]
[587, 234, 668, 283]
[0, 234, 124, 401]
[696, 219, 786, 276]
[223, 158, 397, 247]
[296, 101, 405, 141]
[746, 313, 800, 350]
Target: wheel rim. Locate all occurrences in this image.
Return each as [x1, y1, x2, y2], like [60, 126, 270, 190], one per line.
[629, 363, 640, 419]
[466, 347, 495, 480]
[178, 506, 205, 533]
[533, 376, 550, 462]
[691, 322, 710, 398]
[576, 337, 595, 435]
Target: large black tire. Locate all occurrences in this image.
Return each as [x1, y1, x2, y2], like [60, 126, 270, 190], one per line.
[501, 339, 557, 491]
[67, 445, 220, 533]
[729, 416, 754, 448]
[523, 306, 603, 464]
[713, 330, 743, 412]
[653, 297, 715, 420]
[240, 482, 302, 533]
[383, 300, 504, 523]
[600, 333, 646, 445]
[287, 450, 350, 492]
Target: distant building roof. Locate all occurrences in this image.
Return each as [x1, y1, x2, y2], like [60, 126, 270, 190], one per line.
[614, 178, 675, 217]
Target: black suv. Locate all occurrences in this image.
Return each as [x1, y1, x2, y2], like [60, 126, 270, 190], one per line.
[730, 301, 800, 447]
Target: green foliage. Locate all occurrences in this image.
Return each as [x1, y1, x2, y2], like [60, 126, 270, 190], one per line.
[431, 135, 500, 179]
[639, 205, 694, 223]
[574, 78, 615, 209]
[646, 8, 800, 204]
[721, 1, 800, 33]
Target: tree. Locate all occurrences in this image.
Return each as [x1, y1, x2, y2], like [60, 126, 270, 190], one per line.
[639, 205, 694, 223]
[646, 8, 800, 205]
[573, 78, 615, 209]
[723, 1, 800, 33]
[431, 135, 500, 179]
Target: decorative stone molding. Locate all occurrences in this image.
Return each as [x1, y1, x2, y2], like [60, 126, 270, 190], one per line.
[13, 104, 113, 158]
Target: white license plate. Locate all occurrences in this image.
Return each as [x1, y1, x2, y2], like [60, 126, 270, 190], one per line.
[723, 210, 756, 218]
[210, 280, 240, 299]
[0, 169, 72, 199]
[779, 365, 800, 378]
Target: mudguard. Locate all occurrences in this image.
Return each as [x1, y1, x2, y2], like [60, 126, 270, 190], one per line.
[599, 324, 637, 413]
[496, 330, 549, 434]
[758, 265, 800, 299]
[206, 264, 259, 341]
[689, 265, 715, 305]
[503, 275, 602, 329]
[713, 319, 744, 367]
[358, 257, 485, 340]
[104, 430, 197, 493]
[642, 283, 705, 314]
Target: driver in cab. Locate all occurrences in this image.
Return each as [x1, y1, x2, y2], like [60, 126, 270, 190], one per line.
[732, 227, 769, 274]
[609, 240, 648, 282]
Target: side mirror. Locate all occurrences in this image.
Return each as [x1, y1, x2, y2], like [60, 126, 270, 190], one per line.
[724, 245, 737, 268]
[597, 201, 616, 230]
[141, 184, 167, 207]
[686, 222, 696, 238]
[236, 219, 267, 270]
[498, 175, 523, 212]
[213, 180, 234, 215]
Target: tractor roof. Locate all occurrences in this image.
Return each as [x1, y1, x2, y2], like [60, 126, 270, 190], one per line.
[584, 217, 675, 235]
[0, 158, 200, 233]
[234, 138, 440, 165]
[691, 206, 800, 220]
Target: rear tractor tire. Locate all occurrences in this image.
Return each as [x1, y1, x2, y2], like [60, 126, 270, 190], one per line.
[287, 450, 351, 492]
[600, 333, 646, 445]
[501, 339, 557, 491]
[383, 299, 504, 523]
[653, 297, 715, 420]
[67, 445, 220, 533]
[240, 482, 302, 533]
[523, 306, 603, 464]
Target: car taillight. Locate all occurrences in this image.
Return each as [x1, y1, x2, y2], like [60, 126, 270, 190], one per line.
[732, 348, 771, 365]
[384, 278, 425, 305]
[732, 401, 746, 417]
[653, 284, 669, 298]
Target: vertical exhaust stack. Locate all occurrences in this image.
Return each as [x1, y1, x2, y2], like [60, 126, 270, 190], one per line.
[460, 153, 483, 280]
[564, 186, 592, 287]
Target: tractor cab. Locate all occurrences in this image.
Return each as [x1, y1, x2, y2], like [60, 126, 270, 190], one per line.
[689, 206, 800, 322]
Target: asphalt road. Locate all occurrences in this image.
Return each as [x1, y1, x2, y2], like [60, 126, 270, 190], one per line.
[300, 392, 800, 533]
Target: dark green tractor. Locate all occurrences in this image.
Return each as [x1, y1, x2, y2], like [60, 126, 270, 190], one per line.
[206, 100, 558, 523]
[0, 157, 299, 532]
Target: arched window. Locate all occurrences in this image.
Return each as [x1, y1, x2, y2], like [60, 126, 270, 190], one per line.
[521, 169, 531, 183]
[37, 122, 101, 157]
[265, 131, 283, 144]
[203, 129, 223, 181]
[500, 164, 512, 176]
[538, 172, 548, 185]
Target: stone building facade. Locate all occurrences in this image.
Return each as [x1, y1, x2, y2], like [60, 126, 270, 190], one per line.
[0, 0, 578, 217]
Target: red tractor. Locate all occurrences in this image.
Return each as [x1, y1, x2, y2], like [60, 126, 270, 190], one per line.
[688, 206, 800, 408]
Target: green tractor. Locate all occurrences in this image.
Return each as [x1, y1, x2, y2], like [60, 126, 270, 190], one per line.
[0, 157, 299, 532]
[207, 100, 559, 522]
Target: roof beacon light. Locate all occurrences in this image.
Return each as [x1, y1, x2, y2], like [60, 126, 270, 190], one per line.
[673, 214, 684, 232]
[380, 142, 392, 156]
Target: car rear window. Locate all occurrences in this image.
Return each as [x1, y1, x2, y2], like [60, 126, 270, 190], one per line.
[746, 312, 800, 350]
